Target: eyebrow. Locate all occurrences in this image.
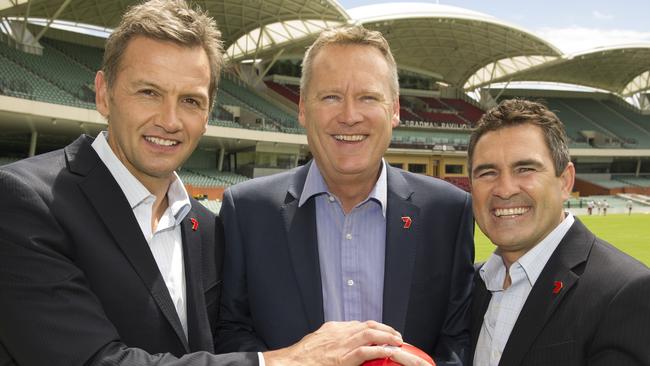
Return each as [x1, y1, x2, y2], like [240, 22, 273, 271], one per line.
[132, 80, 209, 102]
[131, 80, 160, 89]
[472, 159, 544, 176]
[512, 159, 544, 169]
[315, 88, 384, 96]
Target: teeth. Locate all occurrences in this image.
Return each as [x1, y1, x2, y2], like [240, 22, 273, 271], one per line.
[494, 207, 529, 217]
[145, 136, 178, 146]
[334, 134, 365, 142]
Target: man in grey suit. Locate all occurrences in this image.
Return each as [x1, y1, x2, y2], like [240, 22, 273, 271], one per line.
[217, 25, 475, 365]
[468, 99, 650, 366]
[0, 1, 417, 365]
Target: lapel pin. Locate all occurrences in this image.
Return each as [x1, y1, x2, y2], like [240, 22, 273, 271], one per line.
[190, 218, 199, 231]
[552, 281, 563, 294]
[401, 216, 412, 229]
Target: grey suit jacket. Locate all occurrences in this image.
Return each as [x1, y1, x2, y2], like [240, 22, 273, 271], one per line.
[0, 135, 257, 366]
[216, 161, 475, 364]
[469, 219, 650, 366]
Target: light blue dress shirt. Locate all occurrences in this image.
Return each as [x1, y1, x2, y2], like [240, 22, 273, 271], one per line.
[299, 160, 387, 322]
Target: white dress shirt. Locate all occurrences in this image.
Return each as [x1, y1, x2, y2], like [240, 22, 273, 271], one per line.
[93, 133, 266, 364]
[473, 213, 575, 366]
[92, 131, 191, 338]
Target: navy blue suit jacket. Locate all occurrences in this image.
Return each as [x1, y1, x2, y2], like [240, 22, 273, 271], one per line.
[216, 162, 474, 364]
[0, 135, 256, 366]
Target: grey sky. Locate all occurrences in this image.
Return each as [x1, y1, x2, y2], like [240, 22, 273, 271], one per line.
[338, 1, 650, 53]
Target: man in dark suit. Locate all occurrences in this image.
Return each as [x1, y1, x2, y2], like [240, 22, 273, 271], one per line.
[467, 99, 650, 366]
[0, 1, 417, 365]
[216, 25, 475, 365]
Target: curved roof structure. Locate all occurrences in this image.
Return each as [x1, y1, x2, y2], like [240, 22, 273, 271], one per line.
[470, 44, 650, 96]
[207, 0, 349, 51]
[0, 0, 130, 37]
[226, 18, 345, 61]
[348, 3, 562, 86]
[1, 1, 649, 98]
[0, 0, 350, 50]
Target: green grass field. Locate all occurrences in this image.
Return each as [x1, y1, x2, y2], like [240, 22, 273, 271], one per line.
[474, 213, 650, 266]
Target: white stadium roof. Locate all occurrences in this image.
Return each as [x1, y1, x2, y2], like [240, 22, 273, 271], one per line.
[472, 43, 650, 96]
[0, 0, 649, 98]
[348, 3, 561, 87]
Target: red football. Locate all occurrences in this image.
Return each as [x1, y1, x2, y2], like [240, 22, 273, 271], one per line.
[362, 343, 435, 366]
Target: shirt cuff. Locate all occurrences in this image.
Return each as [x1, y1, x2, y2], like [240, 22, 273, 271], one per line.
[258, 352, 266, 366]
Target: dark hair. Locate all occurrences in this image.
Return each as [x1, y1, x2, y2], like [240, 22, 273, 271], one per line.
[468, 98, 570, 177]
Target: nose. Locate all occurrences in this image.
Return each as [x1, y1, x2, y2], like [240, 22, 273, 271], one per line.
[339, 97, 363, 126]
[492, 172, 520, 199]
[157, 98, 182, 132]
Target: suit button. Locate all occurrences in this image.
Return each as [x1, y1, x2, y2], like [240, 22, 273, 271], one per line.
[345, 233, 352, 240]
[347, 279, 354, 286]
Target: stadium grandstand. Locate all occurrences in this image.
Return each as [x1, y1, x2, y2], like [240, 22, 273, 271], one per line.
[1, 0, 650, 212]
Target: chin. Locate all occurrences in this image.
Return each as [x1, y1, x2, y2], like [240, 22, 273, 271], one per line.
[486, 231, 518, 248]
[143, 166, 178, 179]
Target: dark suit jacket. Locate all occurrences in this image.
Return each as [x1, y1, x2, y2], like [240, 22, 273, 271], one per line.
[469, 219, 650, 366]
[0, 135, 256, 366]
[216, 162, 475, 363]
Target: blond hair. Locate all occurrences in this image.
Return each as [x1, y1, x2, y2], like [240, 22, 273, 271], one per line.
[300, 25, 399, 99]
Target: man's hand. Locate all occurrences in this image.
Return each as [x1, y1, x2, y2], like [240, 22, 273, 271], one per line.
[389, 348, 435, 366]
[263, 320, 403, 366]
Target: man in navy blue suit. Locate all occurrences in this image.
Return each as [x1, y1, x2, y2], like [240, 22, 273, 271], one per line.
[217, 25, 475, 365]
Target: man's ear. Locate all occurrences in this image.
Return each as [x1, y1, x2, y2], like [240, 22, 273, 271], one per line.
[560, 161, 576, 200]
[95, 71, 109, 118]
[298, 96, 307, 128]
[390, 96, 400, 128]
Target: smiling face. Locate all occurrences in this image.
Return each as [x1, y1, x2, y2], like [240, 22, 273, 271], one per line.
[470, 124, 575, 264]
[298, 44, 399, 193]
[95, 36, 210, 191]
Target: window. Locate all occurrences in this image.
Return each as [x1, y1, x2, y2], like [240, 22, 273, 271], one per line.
[408, 164, 427, 174]
[445, 164, 463, 174]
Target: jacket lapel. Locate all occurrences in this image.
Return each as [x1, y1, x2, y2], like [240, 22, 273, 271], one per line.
[499, 219, 593, 366]
[382, 166, 420, 333]
[281, 163, 324, 331]
[469, 264, 492, 362]
[68, 136, 190, 352]
[181, 207, 213, 352]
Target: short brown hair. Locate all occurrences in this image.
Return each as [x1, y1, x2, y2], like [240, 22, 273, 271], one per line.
[300, 25, 398, 100]
[102, 0, 223, 109]
[468, 99, 570, 177]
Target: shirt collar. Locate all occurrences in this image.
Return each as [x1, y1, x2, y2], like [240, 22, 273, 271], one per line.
[480, 212, 575, 291]
[298, 159, 388, 217]
[91, 131, 191, 225]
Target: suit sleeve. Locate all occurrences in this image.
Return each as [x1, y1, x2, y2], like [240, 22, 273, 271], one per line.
[90, 343, 258, 366]
[215, 188, 269, 352]
[587, 272, 650, 365]
[0, 169, 257, 366]
[434, 192, 475, 366]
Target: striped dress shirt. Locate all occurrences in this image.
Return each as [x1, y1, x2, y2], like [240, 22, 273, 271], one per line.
[299, 160, 387, 323]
